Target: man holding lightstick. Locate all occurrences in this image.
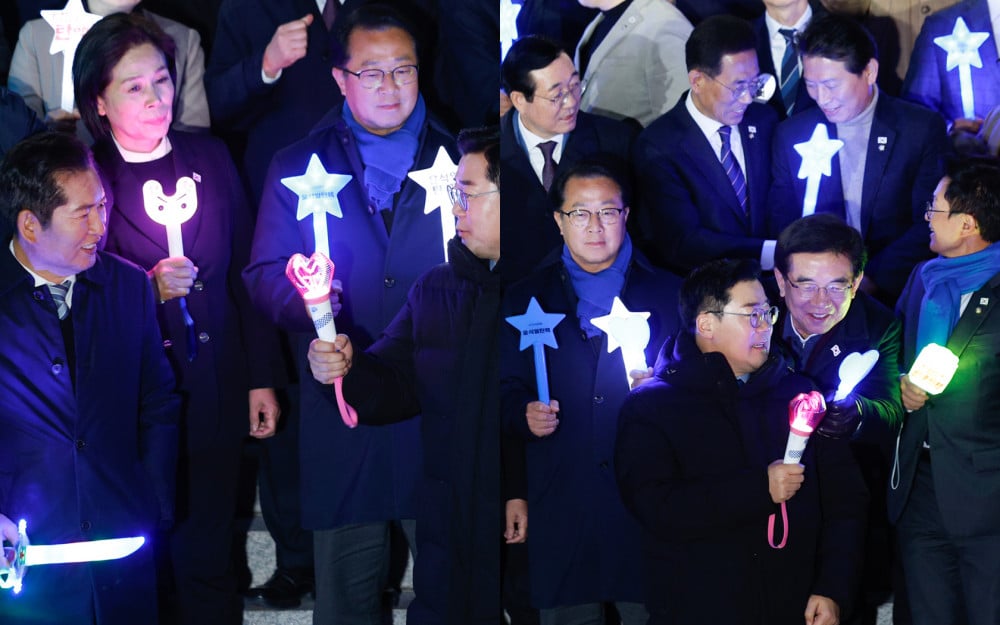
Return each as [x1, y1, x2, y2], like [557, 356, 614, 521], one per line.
[891, 158, 1000, 625]
[615, 258, 867, 625]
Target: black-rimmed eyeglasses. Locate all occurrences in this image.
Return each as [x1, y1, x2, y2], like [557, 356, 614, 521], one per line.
[556, 207, 625, 228]
[339, 64, 418, 89]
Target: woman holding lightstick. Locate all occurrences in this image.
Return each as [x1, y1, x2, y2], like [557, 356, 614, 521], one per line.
[73, 13, 281, 625]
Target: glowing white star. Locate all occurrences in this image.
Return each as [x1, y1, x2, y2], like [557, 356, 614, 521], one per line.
[500, 0, 522, 61]
[281, 153, 353, 259]
[40, 0, 101, 112]
[590, 296, 652, 385]
[505, 296, 565, 404]
[934, 17, 991, 119]
[793, 124, 844, 216]
[407, 146, 458, 261]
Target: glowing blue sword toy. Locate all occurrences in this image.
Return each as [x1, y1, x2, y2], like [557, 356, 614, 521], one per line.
[0, 519, 145, 594]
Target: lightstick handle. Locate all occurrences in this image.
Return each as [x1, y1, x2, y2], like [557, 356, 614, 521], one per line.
[304, 297, 357, 428]
[166, 223, 184, 259]
[533, 344, 550, 405]
[783, 431, 811, 464]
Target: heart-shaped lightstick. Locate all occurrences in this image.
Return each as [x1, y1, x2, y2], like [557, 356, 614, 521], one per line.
[285, 252, 359, 428]
[832, 349, 880, 402]
[769, 390, 827, 549]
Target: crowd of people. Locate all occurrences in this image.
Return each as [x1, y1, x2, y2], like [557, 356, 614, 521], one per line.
[0, 1, 999, 625]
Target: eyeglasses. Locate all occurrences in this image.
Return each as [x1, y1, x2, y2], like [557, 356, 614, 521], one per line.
[924, 201, 950, 221]
[556, 207, 625, 228]
[705, 306, 779, 329]
[786, 279, 854, 300]
[447, 184, 498, 213]
[710, 73, 774, 101]
[339, 64, 418, 89]
[533, 81, 583, 108]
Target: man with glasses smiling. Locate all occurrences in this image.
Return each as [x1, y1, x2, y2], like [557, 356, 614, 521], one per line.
[635, 15, 780, 277]
[615, 257, 867, 625]
[773, 214, 904, 624]
[244, 4, 458, 624]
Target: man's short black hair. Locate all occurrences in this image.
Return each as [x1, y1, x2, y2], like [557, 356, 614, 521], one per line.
[550, 161, 630, 211]
[457, 126, 500, 186]
[332, 2, 421, 68]
[800, 14, 878, 75]
[944, 157, 1000, 243]
[679, 258, 762, 333]
[775, 214, 867, 277]
[0, 132, 97, 233]
[685, 15, 757, 77]
[501, 35, 567, 101]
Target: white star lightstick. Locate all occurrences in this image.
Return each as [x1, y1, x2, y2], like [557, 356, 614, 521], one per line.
[832, 349, 880, 402]
[589, 296, 652, 387]
[281, 154, 353, 260]
[793, 124, 844, 217]
[40, 0, 101, 112]
[505, 297, 565, 404]
[907, 343, 960, 395]
[500, 0, 522, 61]
[934, 17, 990, 119]
[285, 252, 359, 428]
[407, 146, 457, 261]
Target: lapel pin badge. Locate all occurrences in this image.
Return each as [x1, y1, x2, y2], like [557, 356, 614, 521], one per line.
[748, 125, 757, 139]
[980, 297, 989, 306]
[192, 172, 202, 183]
[877, 136, 887, 152]
[831, 345, 841, 357]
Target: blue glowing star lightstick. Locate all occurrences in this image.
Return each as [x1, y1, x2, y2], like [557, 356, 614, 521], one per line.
[505, 297, 565, 404]
[407, 146, 458, 262]
[589, 296, 652, 387]
[1, 519, 144, 594]
[793, 124, 844, 217]
[500, 0, 521, 61]
[281, 154, 353, 260]
[934, 17, 990, 120]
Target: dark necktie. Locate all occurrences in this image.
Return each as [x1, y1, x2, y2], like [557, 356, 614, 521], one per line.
[718, 126, 748, 216]
[48, 280, 71, 320]
[537, 141, 557, 192]
[779, 28, 800, 116]
[322, 0, 337, 31]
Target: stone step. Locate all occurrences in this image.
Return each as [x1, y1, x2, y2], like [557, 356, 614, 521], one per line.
[243, 591, 412, 625]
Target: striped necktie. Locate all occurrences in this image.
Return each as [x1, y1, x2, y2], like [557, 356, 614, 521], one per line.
[48, 280, 72, 320]
[718, 126, 748, 216]
[779, 28, 800, 116]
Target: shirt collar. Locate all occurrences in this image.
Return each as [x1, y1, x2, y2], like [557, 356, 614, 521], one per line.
[765, 4, 812, 41]
[112, 133, 172, 163]
[685, 91, 736, 139]
[516, 110, 565, 151]
[9, 239, 78, 288]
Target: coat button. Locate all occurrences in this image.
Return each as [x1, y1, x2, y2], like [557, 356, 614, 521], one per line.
[33, 290, 44, 301]
[163, 339, 173, 349]
[75, 439, 86, 450]
[198, 332, 210, 343]
[593, 395, 604, 404]
[193, 280, 204, 292]
[80, 521, 91, 531]
[52, 360, 63, 375]
[384, 277, 396, 288]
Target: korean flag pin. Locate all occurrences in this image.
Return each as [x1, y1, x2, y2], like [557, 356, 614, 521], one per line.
[748, 125, 757, 139]
[877, 136, 887, 152]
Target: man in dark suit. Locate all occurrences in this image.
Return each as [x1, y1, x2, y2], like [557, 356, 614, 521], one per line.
[500, 34, 636, 284]
[753, 0, 823, 120]
[892, 158, 1000, 625]
[771, 214, 904, 624]
[635, 15, 779, 275]
[903, 0, 1000, 144]
[769, 14, 946, 303]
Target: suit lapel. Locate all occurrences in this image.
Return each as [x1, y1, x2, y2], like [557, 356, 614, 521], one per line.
[860, 99, 895, 234]
[679, 107, 749, 228]
[740, 117, 765, 233]
[948, 276, 1000, 356]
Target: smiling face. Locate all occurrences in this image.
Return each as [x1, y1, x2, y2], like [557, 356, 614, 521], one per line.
[775, 251, 859, 338]
[16, 168, 107, 282]
[96, 42, 174, 153]
[554, 175, 629, 273]
[333, 26, 419, 136]
[698, 279, 773, 377]
[803, 55, 876, 124]
[690, 49, 760, 127]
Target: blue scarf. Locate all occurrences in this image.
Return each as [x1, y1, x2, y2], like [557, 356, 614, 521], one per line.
[562, 234, 632, 338]
[916, 242, 1000, 351]
[342, 94, 426, 211]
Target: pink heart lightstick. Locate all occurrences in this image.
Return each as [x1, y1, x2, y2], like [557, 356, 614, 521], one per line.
[285, 252, 359, 428]
[769, 390, 826, 549]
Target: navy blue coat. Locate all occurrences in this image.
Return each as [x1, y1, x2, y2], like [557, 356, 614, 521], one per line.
[341, 238, 505, 625]
[0, 86, 44, 158]
[615, 333, 868, 624]
[244, 106, 457, 528]
[768, 94, 946, 299]
[500, 249, 681, 608]
[635, 96, 778, 273]
[498, 109, 636, 284]
[0, 249, 179, 625]
[890, 265, 1000, 537]
[903, 0, 1000, 125]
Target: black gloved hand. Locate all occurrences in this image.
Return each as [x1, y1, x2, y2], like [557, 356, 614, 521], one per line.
[816, 397, 861, 439]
